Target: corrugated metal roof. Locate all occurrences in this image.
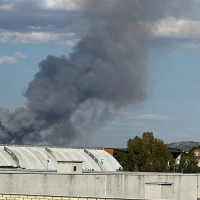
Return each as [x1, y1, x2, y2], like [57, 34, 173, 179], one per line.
[0, 145, 121, 171]
[88, 149, 121, 171]
[0, 146, 17, 167]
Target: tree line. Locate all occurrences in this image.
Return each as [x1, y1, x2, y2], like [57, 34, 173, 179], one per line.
[114, 132, 200, 173]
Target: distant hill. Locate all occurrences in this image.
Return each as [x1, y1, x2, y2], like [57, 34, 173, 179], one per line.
[166, 141, 200, 151]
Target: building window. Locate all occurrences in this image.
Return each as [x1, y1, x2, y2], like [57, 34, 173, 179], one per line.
[73, 166, 76, 171]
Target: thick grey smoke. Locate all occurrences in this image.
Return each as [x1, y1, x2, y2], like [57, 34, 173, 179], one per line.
[0, 0, 192, 145]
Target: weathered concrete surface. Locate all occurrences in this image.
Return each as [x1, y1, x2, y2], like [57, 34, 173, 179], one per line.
[0, 194, 178, 200]
[0, 171, 197, 200]
[145, 183, 173, 199]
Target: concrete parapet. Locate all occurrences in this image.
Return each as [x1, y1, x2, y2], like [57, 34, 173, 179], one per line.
[0, 194, 177, 200]
[0, 171, 195, 200]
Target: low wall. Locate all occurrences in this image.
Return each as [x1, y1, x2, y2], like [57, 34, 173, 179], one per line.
[0, 194, 171, 200]
[0, 171, 197, 200]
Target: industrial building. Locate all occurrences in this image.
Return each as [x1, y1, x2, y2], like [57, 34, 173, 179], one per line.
[0, 144, 121, 171]
[0, 144, 198, 200]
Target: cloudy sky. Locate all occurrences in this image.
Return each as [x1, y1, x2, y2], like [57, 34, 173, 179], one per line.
[1, 0, 200, 147]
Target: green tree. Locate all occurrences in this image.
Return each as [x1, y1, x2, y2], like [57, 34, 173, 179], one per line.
[127, 132, 174, 172]
[114, 152, 130, 171]
[178, 150, 200, 173]
[177, 152, 187, 173]
[192, 146, 200, 150]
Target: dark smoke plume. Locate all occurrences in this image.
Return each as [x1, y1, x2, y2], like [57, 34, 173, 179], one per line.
[0, 0, 192, 145]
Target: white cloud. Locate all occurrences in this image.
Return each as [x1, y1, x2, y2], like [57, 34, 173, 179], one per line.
[0, 0, 80, 12]
[155, 17, 200, 39]
[143, 17, 200, 49]
[0, 52, 27, 65]
[0, 4, 13, 11]
[14, 52, 27, 59]
[38, 0, 79, 10]
[138, 114, 172, 121]
[0, 56, 17, 65]
[63, 39, 79, 46]
[0, 30, 77, 45]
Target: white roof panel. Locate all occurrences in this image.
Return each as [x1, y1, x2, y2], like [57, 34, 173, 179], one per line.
[0, 145, 121, 171]
[0, 146, 17, 167]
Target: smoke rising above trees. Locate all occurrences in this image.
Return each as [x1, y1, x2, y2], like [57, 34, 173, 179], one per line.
[0, 0, 193, 145]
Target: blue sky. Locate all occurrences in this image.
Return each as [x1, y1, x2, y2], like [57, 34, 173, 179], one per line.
[92, 48, 200, 147]
[1, 0, 200, 147]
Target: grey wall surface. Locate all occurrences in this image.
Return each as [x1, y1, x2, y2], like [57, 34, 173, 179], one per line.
[0, 171, 198, 200]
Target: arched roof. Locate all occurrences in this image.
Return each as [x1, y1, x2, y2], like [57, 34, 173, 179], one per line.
[0, 145, 121, 171]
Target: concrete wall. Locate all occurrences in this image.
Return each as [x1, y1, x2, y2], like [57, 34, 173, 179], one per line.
[0, 194, 176, 200]
[145, 184, 173, 199]
[0, 171, 197, 200]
